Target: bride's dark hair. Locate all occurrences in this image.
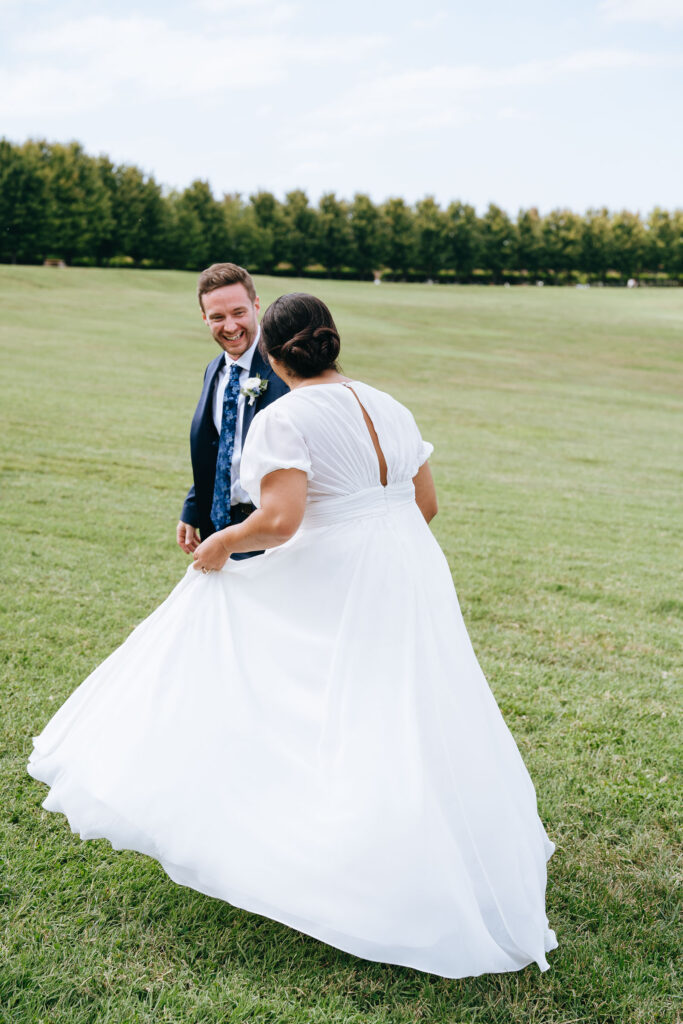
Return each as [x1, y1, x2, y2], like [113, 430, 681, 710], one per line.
[259, 293, 341, 379]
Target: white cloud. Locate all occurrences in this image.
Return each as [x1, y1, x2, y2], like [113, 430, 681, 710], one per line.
[357, 47, 662, 99]
[1, 17, 271, 116]
[284, 47, 667, 152]
[192, 0, 299, 27]
[598, 0, 683, 25]
[0, 66, 115, 117]
[552, 48, 663, 72]
[195, 0, 294, 9]
[411, 11, 449, 31]
[498, 106, 534, 121]
[0, 13, 384, 117]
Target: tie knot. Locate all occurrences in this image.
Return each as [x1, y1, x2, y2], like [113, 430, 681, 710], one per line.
[229, 361, 241, 381]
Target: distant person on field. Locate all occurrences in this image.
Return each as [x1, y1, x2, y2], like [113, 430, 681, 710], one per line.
[176, 263, 289, 560]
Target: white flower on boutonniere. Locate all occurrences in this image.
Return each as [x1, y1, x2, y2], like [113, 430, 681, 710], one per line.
[240, 375, 269, 406]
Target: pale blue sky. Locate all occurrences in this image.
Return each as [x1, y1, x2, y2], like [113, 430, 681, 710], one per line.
[2, 0, 682, 214]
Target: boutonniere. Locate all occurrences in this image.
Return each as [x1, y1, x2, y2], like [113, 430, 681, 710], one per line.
[240, 375, 269, 406]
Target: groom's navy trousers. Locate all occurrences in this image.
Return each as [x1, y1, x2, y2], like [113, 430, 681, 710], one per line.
[180, 344, 289, 555]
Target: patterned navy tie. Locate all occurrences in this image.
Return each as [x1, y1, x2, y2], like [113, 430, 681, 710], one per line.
[210, 361, 242, 531]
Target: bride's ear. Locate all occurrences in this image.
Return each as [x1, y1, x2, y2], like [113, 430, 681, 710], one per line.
[268, 354, 287, 382]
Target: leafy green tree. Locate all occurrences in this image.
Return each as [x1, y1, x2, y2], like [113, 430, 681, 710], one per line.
[479, 203, 514, 281]
[221, 193, 274, 270]
[249, 191, 285, 272]
[238, 204, 276, 271]
[515, 207, 543, 276]
[610, 210, 647, 278]
[665, 210, 683, 276]
[93, 156, 119, 263]
[163, 190, 206, 269]
[414, 196, 446, 278]
[316, 192, 352, 272]
[282, 190, 317, 275]
[541, 209, 583, 276]
[380, 197, 415, 275]
[0, 139, 50, 262]
[178, 180, 230, 267]
[348, 193, 383, 276]
[646, 207, 674, 273]
[42, 141, 113, 263]
[115, 165, 165, 264]
[581, 208, 613, 279]
[95, 158, 166, 265]
[443, 201, 479, 280]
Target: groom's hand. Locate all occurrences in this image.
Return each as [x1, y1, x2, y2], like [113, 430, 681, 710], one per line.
[177, 521, 201, 554]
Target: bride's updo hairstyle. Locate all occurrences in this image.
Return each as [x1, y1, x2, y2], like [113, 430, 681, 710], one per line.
[260, 293, 341, 379]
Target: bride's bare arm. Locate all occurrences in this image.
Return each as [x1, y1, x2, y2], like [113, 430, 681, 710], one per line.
[413, 462, 438, 523]
[192, 469, 307, 571]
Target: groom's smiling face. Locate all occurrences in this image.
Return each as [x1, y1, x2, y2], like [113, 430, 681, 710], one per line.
[202, 283, 260, 360]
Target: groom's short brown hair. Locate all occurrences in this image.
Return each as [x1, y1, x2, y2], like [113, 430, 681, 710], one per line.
[197, 263, 257, 309]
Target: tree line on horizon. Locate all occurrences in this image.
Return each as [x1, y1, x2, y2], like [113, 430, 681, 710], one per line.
[1, 139, 682, 284]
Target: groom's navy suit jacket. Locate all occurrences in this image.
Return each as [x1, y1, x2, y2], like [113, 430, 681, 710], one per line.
[181, 344, 289, 539]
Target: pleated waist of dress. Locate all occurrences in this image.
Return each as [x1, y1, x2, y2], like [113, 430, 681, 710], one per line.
[301, 480, 416, 529]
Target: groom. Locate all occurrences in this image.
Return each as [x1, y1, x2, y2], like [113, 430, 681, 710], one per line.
[176, 263, 288, 559]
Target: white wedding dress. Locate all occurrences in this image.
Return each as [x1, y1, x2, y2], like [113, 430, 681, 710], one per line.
[28, 381, 557, 979]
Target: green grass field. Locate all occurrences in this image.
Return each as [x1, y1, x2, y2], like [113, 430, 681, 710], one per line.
[1, 266, 681, 1023]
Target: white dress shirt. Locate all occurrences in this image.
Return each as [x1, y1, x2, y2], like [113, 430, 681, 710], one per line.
[212, 330, 260, 505]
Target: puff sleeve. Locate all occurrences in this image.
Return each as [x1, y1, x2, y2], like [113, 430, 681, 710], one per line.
[407, 410, 433, 472]
[240, 403, 313, 507]
[417, 435, 434, 468]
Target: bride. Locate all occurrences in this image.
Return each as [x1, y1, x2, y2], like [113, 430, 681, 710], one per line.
[28, 292, 557, 979]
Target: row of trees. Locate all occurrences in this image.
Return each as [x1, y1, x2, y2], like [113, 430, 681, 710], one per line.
[1, 138, 682, 282]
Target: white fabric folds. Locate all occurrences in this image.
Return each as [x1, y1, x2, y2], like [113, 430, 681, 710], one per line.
[28, 381, 557, 979]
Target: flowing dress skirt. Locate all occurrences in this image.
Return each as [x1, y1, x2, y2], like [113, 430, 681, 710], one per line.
[28, 483, 557, 978]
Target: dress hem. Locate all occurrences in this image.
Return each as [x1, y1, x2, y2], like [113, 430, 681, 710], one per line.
[28, 756, 558, 981]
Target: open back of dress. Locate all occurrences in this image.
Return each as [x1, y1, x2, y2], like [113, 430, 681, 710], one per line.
[343, 383, 389, 486]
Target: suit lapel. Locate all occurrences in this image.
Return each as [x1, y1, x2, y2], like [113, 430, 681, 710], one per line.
[202, 355, 224, 437]
[241, 345, 275, 441]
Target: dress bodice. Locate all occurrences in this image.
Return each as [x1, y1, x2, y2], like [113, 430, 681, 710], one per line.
[240, 381, 433, 509]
